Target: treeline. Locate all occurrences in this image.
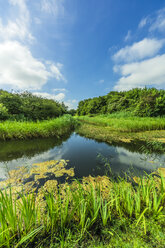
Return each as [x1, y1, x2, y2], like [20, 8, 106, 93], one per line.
[77, 87, 165, 117]
[0, 90, 69, 121]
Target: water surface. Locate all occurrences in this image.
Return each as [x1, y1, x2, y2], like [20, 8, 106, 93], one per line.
[0, 132, 164, 181]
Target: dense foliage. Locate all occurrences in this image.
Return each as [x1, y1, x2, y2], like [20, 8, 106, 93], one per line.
[0, 90, 68, 121]
[77, 88, 165, 117]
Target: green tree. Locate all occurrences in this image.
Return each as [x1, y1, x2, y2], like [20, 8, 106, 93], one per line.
[0, 103, 8, 120]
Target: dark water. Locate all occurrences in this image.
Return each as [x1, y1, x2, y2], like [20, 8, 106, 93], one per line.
[0, 132, 164, 181]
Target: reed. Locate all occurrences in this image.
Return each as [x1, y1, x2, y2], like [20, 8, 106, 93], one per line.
[0, 173, 164, 247]
[77, 115, 165, 132]
[0, 115, 76, 141]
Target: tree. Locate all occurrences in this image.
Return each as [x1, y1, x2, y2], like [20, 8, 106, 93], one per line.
[0, 103, 8, 120]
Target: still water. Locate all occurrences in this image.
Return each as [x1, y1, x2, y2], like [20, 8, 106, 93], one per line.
[0, 132, 164, 181]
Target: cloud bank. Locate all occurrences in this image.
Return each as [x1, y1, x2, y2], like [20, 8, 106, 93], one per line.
[0, 41, 66, 90]
[33, 92, 65, 101]
[114, 55, 165, 91]
[0, 0, 66, 91]
[113, 8, 165, 91]
[113, 38, 164, 63]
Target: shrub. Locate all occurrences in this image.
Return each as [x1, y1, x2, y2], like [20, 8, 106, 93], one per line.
[0, 103, 8, 120]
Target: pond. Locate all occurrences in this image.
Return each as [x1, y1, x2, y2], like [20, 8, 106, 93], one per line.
[0, 132, 165, 182]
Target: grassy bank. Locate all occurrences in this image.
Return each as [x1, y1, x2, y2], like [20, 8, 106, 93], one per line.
[0, 115, 76, 141]
[76, 115, 165, 147]
[77, 115, 165, 132]
[0, 172, 165, 247]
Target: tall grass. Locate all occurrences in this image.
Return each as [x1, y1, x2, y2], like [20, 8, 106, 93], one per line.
[77, 115, 165, 132]
[0, 174, 164, 247]
[0, 115, 76, 140]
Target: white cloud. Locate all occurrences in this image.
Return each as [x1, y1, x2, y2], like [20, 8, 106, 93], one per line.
[50, 63, 66, 82]
[114, 54, 165, 91]
[149, 8, 165, 32]
[53, 88, 66, 92]
[33, 92, 65, 101]
[0, 1, 67, 92]
[113, 38, 165, 63]
[0, 41, 65, 90]
[33, 91, 77, 109]
[64, 99, 78, 109]
[124, 30, 131, 42]
[0, 0, 33, 42]
[138, 8, 165, 33]
[41, 0, 65, 16]
[113, 7, 165, 92]
[53, 92, 65, 101]
[9, 0, 29, 18]
[0, 19, 34, 42]
[138, 17, 148, 28]
[0, 1, 67, 91]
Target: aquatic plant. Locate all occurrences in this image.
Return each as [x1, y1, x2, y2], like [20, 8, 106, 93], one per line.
[0, 160, 75, 195]
[0, 170, 164, 247]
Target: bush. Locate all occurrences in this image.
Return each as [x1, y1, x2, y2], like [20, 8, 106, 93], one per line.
[0, 90, 68, 121]
[0, 103, 8, 120]
[77, 87, 165, 117]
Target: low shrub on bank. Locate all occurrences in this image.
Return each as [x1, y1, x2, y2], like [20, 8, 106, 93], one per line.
[0, 115, 76, 140]
[0, 173, 164, 247]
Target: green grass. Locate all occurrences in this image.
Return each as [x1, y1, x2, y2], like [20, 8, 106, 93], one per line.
[76, 121, 165, 149]
[0, 174, 164, 247]
[0, 115, 76, 140]
[76, 115, 165, 149]
[77, 115, 165, 132]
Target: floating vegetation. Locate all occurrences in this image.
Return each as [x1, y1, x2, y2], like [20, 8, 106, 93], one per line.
[0, 160, 75, 195]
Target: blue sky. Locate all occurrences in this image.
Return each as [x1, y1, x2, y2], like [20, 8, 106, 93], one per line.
[0, 0, 165, 109]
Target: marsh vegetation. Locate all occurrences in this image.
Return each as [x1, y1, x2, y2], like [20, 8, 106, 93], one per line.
[0, 115, 76, 141]
[77, 115, 165, 132]
[0, 165, 165, 247]
[0, 88, 165, 247]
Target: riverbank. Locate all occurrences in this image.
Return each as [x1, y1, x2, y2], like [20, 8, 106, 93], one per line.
[0, 164, 165, 248]
[0, 115, 76, 141]
[1, 114, 164, 144]
[76, 116, 165, 150]
[77, 115, 165, 132]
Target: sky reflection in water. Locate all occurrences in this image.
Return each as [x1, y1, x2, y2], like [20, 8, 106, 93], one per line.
[0, 133, 164, 181]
